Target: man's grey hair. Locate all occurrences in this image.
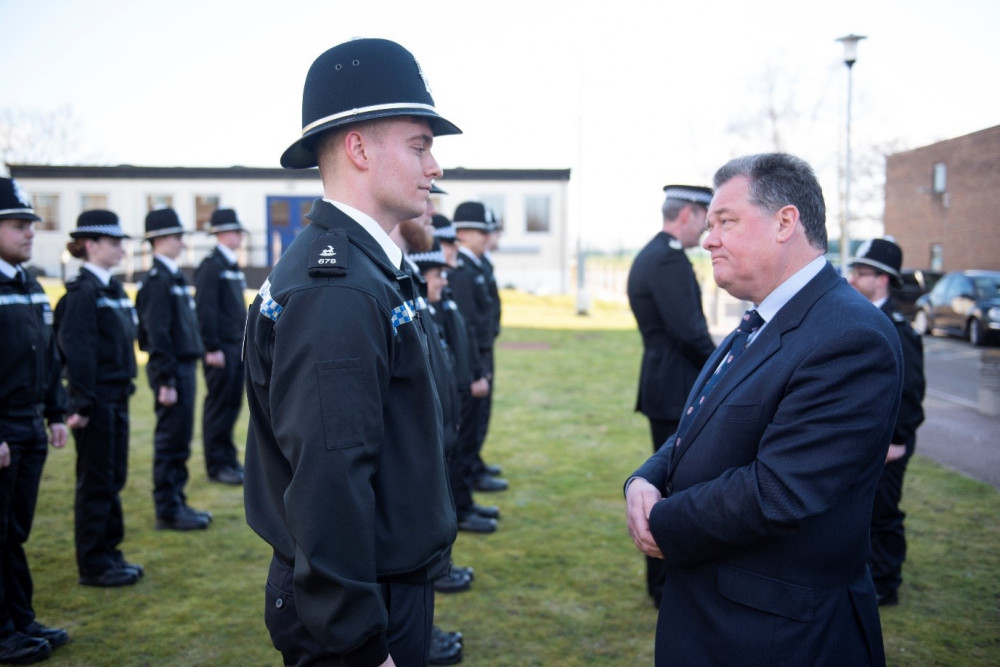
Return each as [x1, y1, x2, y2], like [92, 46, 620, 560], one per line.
[713, 153, 828, 251]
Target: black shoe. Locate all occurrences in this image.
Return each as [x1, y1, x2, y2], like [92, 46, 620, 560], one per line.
[877, 590, 899, 606]
[156, 513, 209, 531]
[434, 570, 471, 593]
[483, 463, 503, 476]
[121, 561, 145, 578]
[181, 505, 213, 523]
[0, 632, 51, 664]
[457, 513, 497, 533]
[450, 564, 475, 581]
[21, 621, 69, 649]
[79, 567, 140, 588]
[209, 467, 244, 485]
[473, 475, 508, 492]
[471, 503, 500, 519]
[432, 626, 463, 646]
[429, 627, 463, 665]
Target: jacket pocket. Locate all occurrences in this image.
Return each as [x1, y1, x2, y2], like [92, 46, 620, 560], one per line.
[717, 564, 814, 622]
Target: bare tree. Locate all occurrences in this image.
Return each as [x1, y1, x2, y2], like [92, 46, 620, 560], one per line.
[0, 106, 84, 171]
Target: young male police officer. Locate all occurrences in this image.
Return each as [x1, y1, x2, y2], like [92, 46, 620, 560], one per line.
[136, 209, 210, 531]
[194, 209, 248, 486]
[243, 38, 461, 666]
[0, 177, 69, 663]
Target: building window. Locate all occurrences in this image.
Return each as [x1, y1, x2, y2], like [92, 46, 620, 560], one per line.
[195, 195, 220, 231]
[80, 193, 109, 211]
[146, 194, 173, 212]
[525, 194, 551, 233]
[480, 195, 506, 231]
[32, 193, 59, 231]
[930, 243, 943, 271]
[932, 163, 947, 194]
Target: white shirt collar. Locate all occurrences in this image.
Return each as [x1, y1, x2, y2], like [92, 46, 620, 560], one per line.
[458, 246, 482, 267]
[216, 243, 238, 265]
[872, 295, 889, 309]
[325, 199, 403, 269]
[744, 256, 827, 343]
[154, 254, 180, 274]
[0, 258, 19, 280]
[82, 262, 112, 286]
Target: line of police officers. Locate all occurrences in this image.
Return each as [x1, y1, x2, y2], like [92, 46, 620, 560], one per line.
[0, 177, 248, 663]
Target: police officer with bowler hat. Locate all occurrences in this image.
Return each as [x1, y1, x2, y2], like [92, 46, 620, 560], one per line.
[194, 209, 248, 486]
[0, 177, 69, 663]
[136, 209, 210, 531]
[848, 237, 925, 607]
[243, 38, 461, 666]
[55, 210, 144, 588]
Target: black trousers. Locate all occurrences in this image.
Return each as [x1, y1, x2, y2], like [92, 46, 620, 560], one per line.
[151, 361, 196, 519]
[449, 390, 477, 516]
[264, 554, 434, 666]
[201, 341, 244, 476]
[0, 420, 47, 636]
[870, 453, 910, 596]
[73, 391, 130, 576]
[645, 417, 679, 605]
[471, 348, 494, 477]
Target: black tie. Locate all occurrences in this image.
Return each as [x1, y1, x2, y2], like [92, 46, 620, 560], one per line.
[681, 309, 765, 422]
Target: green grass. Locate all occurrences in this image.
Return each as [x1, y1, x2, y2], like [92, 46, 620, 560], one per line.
[26, 287, 1000, 665]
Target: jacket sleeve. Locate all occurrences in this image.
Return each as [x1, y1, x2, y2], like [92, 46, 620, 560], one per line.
[44, 308, 67, 426]
[893, 325, 926, 450]
[646, 321, 902, 569]
[138, 277, 178, 388]
[195, 258, 221, 351]
[267, 287, 393, 661]
[56, 285, 100, 416]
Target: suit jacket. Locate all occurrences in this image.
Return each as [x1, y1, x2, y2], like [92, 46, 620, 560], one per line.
[627, 232, 716, 421]
[631, 263, 902, 666]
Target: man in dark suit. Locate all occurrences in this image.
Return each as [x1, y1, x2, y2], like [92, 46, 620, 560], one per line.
[848, 238, 925, 607]
[626, 184, 717, 606]
[625, 153, 902, 666]
[195, 209, 248, 486]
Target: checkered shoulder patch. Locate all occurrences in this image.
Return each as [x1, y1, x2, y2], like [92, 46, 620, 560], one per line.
[258, 279, 283, 322]
[390, 301, 415, 336]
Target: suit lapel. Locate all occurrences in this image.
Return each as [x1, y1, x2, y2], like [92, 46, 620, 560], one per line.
[667, 264, 843, 476]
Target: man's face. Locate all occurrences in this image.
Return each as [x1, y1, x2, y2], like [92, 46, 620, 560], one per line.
[456, 229, 489, 257]
[441, 240, 458, 267]
[703, 176, 780, 303]
[677, 204, 708, 249]
[368, 117, 443, 224]
[216, 230, 244, 251]
[424, 267, 446, 303]
[0, 217, 35, 264]
[848, 265, 887, 302]
[153, 233, 185, 260]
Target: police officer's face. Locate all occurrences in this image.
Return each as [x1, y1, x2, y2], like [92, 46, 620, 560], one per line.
[367, 117, 443, 223]
[424, 267, 446, 303]
[679, 204, 708, 249]
[153, 233, 185, 260]
[0, 217, 35, 264]
[85, 236, 126, 270]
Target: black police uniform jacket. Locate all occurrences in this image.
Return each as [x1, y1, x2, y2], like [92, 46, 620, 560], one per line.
[54, 268, 137, 416]
[194, 247, 247, 351]
[243, 200, 456, 658]
[447, 248, 493, 378]
[882, 297, 925, 454]
[135, 258, 204, 389]
[0, 269, 66, 441]
[627, 232, 716, 421]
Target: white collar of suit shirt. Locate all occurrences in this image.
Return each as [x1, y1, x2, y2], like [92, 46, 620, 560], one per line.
[749, 255, 827, 344]
[325, 199, 403, 270]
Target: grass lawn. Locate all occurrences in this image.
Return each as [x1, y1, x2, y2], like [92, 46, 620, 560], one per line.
[25, 286, 1000, 665]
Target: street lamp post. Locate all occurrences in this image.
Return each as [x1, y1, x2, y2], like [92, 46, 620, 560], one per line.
[836, 33, 866, 272]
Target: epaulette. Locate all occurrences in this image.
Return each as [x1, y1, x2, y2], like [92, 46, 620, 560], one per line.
[891, 311, 907, 324]
[64, 276, 83, 292]
[308, 229, 348, 278]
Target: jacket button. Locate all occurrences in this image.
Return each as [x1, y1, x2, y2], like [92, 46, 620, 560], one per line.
[275, 597, 284, 609]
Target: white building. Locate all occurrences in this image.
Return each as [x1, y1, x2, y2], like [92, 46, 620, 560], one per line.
[8, 164, 572, 292]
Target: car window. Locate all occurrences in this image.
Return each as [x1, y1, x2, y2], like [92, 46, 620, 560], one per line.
[972, 276, 1000, 300]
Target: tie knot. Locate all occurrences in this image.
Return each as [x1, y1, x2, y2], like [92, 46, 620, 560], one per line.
[737, 309, 765, 334]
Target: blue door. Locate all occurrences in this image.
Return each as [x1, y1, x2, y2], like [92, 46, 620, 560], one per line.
[266, 196, 317, 266]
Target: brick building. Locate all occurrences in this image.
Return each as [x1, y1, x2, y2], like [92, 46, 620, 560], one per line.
[884, 125, 1000, 272]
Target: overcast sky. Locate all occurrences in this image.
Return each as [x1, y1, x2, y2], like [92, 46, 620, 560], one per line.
[2, 0, 998, 249]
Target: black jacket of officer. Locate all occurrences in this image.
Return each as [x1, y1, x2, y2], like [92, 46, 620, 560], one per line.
[136, 258, 204, 390]
[0, 270, 66, 437]
[55, 268, 137, 415]
[883, 297, 925, 454]
[244, 200, 456, 658]
[448, 248, 493, 378]
[194, 246, 247, 351]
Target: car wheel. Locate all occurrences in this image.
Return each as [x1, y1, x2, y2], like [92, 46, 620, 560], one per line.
[969, 318, 987, 346]
[913, 310, 931, 336]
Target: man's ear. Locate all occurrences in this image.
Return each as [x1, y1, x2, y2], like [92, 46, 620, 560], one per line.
[775, 205, 800, 242]
[343, 130, 371, 170]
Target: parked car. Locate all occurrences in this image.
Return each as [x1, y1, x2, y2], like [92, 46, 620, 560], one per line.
[892, 269, 943, 320]
[912, 270, 1000, 346]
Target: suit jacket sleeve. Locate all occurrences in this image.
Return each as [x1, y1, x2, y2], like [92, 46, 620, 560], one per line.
[644, 321, 901, 570]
